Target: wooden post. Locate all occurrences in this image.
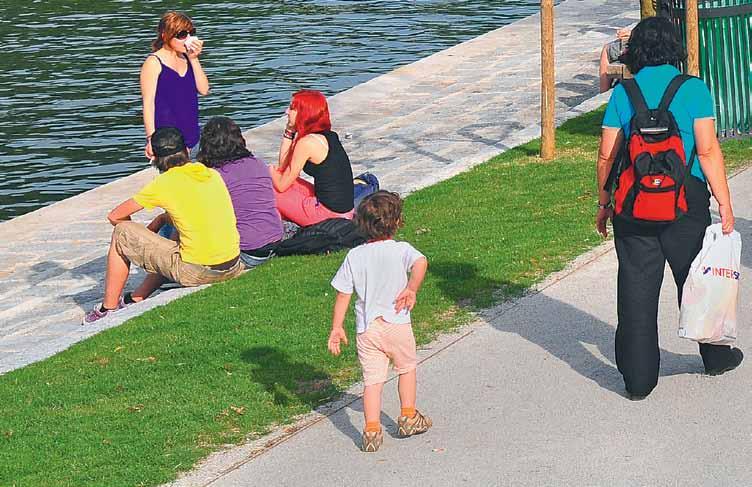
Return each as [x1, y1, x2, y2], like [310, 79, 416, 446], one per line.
[686, 0, 700, 75]
[540, 0, 555, 161]
[640, 0, 656, 18]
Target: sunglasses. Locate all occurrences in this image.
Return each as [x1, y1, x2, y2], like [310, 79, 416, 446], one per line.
[175, 29, 197, 40]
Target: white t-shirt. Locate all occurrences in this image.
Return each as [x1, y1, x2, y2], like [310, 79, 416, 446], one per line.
[331, 240, 425, 334]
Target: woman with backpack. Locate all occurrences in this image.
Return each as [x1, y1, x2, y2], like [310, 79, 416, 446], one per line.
[595, 17, 742, 399]
[270, 90, 355, 227]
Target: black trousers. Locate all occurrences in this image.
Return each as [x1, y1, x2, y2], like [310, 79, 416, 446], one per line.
[613, 176, 711, 395]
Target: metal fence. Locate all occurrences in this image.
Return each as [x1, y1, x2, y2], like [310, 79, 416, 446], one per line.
[667, 0, 752, 136]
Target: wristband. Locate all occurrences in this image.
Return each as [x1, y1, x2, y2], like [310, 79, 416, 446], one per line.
[598, 201, 613, 210]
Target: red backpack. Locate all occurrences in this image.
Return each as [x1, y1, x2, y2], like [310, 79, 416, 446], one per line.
[608, 74, 697, 224]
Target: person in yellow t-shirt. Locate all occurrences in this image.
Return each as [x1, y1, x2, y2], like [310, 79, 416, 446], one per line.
[84, 127, 243, 324]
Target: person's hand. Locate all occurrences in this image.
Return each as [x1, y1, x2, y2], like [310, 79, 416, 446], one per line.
[145, 140, 154, 160]
[596, 207, 614, 238]
[616, 28, 631, 40]
[146, 213, 166, 233]
[327, 327, 348, 356]
[719, 203, 735, 234]
[187, 38, 203, 59]
[394, 287, 417, 313]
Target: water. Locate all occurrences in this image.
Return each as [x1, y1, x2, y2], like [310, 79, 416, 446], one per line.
[0, 1, 540, 222]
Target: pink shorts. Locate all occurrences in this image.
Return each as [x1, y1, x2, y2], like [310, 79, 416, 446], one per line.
[274, 177, 354, 227]
[356, 317, 417, 386]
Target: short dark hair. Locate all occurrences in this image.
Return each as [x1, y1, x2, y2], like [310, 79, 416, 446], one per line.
[196, 117, 252, 168]
[620, 16, 686, 74]
[355, 191, 404, 240]
[150, 127, 190, 172]
[153, 149, 189, 173]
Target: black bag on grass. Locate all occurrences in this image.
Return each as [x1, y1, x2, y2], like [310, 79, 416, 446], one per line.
[275, 218, 366, 256]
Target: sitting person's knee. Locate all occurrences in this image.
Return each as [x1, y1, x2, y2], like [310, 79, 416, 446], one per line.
[112, 221, 142, 243]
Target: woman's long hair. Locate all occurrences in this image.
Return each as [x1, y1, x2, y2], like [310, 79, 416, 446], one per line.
[619, 16, 686, 74]
[196, 117, 252, 168]
[151, 11, 194, 52]
[281, 90, 332, 170]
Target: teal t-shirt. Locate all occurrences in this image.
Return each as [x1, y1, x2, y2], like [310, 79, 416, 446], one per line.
[602, 64, 715, 181]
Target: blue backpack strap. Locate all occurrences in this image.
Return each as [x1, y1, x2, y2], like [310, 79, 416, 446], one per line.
[621, 78, 650, 116]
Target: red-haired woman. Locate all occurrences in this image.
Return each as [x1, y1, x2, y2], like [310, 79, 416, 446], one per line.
[270, 90, 355, 226]
[140, 11, 209, 160]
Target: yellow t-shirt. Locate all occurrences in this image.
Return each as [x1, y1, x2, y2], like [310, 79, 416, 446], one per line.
[133, 162, 240, 265]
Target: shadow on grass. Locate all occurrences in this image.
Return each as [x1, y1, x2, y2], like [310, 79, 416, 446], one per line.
[503, 144, 541, 159]
[241, 346, 335, 408]
[558, 107, 605, 138]
[430, 260, 702, 396]
[429, 261, 527, 308]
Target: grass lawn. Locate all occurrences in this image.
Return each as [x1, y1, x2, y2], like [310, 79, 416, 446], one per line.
[1, 108, 749, 486]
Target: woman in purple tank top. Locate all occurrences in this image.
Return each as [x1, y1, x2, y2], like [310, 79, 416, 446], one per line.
[140, 11, 209, 160]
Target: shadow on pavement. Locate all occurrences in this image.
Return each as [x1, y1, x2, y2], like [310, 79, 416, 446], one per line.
[730, 215, 751, 270]
[430, 260, 702, 396]
[324, 392, 401, 447]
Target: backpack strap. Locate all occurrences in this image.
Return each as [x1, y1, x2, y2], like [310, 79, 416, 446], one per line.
[658, 74, 695, 112]
[621, 78, 650, 116]
[604, 140, 628, 192]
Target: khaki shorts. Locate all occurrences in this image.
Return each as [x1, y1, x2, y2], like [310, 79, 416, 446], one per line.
[356, 317, 417, 386]
[113, 222, 243, 287]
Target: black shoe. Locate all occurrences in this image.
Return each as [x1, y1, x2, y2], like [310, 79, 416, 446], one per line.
[705, 348, 744, 375]
[701, 343, 744, 376]
[626, 391, 649, 401]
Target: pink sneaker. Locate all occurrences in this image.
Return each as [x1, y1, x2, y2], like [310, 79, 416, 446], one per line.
[82, 297, 127, 325]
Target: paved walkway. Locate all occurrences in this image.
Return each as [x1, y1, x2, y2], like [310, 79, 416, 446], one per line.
[168, 166, 752, 487]
[0, 0, 636, 374]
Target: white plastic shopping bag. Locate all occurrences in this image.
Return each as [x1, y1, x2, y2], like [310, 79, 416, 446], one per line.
[678, 223, 741, 344]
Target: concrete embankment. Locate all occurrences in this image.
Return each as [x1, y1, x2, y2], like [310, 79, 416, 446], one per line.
[0, 0, 636, 374]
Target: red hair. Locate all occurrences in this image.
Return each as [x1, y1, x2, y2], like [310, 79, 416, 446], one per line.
[151, 11, 194, 52]
[282, 90, 332, 169]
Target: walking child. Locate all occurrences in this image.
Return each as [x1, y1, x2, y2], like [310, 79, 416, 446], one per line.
[327, 191, 431, 452]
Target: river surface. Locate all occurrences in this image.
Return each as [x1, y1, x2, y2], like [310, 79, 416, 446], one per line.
[0, 1, 541, 221]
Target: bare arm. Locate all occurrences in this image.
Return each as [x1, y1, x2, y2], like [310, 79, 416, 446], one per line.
[107, 199, 144, 226]
[595, 127, 623, 237]
[146, 213, 171, 233]
[596, 128, 623, 203]
[270, 137, 316, 192]
[327, 292, 352, 356]
[395, 256, 428, 313]
[277, 134, 294, 170]
[695, 118, 734, 234]
[187, 39, 209, 95]
[140, 56, 160, 158]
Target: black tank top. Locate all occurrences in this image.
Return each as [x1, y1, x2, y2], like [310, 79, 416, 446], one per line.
[303, 131, 354, 213]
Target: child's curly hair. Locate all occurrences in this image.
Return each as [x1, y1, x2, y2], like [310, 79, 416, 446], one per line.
[355, 191, 404, 240]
